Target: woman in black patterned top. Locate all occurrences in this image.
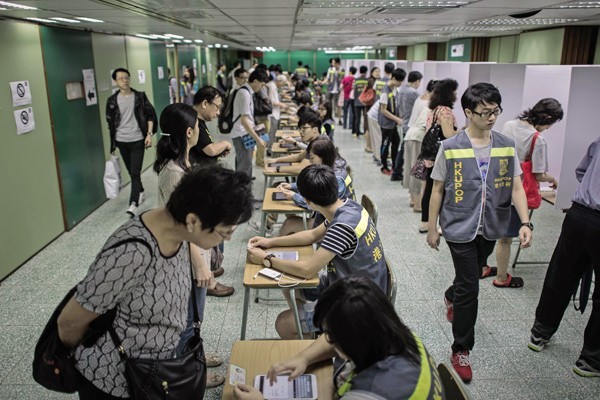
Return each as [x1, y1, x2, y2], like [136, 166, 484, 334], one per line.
[57, 166, 253, 399]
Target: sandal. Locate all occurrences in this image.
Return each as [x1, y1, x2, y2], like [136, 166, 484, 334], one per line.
[493, 274, 524, 288]
[480, 265, 497, 279]
[206, 353, 223, 368]
[206, 371, 225, 388]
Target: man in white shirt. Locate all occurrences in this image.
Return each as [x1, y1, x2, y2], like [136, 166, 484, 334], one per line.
[230, 68, 269, 178]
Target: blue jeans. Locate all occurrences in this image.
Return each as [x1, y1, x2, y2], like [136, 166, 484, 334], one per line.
[176, 283, 207, 356]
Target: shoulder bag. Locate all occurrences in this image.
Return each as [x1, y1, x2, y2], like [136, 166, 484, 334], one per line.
[419, 108, 444, 161]
[32, 238, 152, 393]
[108, 246, 207, 400]
[358, 87, 376, 106]
[521, 132, 542, 209]
[253, 91, 273, 117]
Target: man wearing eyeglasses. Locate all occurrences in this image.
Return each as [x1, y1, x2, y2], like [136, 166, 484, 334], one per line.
[426, 83, 532, 383]
[106, 67, 157, 217]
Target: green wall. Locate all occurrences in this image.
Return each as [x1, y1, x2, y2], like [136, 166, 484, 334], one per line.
[516, 28, 564, 64]
[149, 41, 170, 120]
[412, 43, 428, 61]
[125, 36, 157, 170]
[0, 21, 64, 280]
[437, 42, 448, 61]
[262, 51, 290, 71]
[489, 35, 519, 63]
[447, 38, 472, 62]
[40, 26, 106, 230]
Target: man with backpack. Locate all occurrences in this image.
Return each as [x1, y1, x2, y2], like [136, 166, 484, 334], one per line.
[228, 68, 270, 178]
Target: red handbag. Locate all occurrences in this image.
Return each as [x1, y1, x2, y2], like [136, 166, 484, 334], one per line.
[521, 132, 542, 209]
[358, 88, 376, 106]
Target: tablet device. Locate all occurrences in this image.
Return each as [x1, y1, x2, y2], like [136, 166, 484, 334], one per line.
[280, 142, 297, 149]
[268, 162, 292, 168]
[254, 374, 318, 400]
[272, 192, 288, 201]
[271, 251, 299, 261]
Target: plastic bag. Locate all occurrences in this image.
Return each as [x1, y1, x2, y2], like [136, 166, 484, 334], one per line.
[103, 155, 121, 199]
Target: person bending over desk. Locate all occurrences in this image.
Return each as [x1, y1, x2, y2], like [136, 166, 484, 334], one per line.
[247, 165, 386, 339]
[234, 277, 444, 400]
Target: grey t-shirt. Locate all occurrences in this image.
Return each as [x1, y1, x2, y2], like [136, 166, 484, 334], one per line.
[116, 93, 143, 142]
[501, 119, 548, 173]
[396, 85, 419, 133]
[231, 84, 254, 139]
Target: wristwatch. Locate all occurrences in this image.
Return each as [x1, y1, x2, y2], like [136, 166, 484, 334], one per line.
[521, 222, 534, 231]
[263, 254, 276, 268]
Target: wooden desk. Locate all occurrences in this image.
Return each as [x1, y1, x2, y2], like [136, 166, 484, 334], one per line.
[275, 129, 300, 138]
[263, 163, 302, 189]
[260, 188, 310, 236]
[240, 245, 318, 340]
[222, 340, 334, 400]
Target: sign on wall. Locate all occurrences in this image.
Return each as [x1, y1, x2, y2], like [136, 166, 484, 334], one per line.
[14, 107, 35, 135]
[82, 69, 97, 106]
[9, 80, 32, 107]
[451, 44, 464, 58]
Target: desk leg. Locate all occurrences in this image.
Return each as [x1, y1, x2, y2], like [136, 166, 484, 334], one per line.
[512, 209, 534, 269]
[260, 211, 267, 237]
[241, 286, 250, 340]
[290, 288, 304, 340]
[302, 213, 308, 230]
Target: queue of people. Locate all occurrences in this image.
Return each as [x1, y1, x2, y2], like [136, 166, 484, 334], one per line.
[38, 58, 599, 400]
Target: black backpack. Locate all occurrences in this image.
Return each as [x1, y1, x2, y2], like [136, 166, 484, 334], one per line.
[218, 86, 250, 134]
[419, 108, 445, 161]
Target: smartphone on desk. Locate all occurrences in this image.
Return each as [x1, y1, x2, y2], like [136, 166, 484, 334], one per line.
[254, 374, 318, 399]
[272, 192, 288, 201]
[268, 162, 292, 168]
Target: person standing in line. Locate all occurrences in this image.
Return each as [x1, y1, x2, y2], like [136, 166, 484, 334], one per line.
[427, 83, 532, 383]
[230, 68, 269, 179]
[402, 79, 437, 213]
[180, 66, 197, 105]
[266, 74, 288, 147]
[391, 70, 423, 182]
[352, 65, 369, 138]
[365, 66, 381, 155]
[341, 66, 356, 131]
[370, 63, 393, 163]
[106, 67, 157, 217]
[528, 134, 600, 378]
[488, 98, 564, 288]
[326, 57, 343, 124]
[216, 63, 227, 93]
[378, 68, 405, 175]
[419, 78, 459, 233]
[168, 68, 178, 104]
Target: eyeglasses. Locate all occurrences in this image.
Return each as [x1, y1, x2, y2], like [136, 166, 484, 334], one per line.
[472, 107, 503, 119]
[209, 102, 222, 109]
[116, 76, 130, 81]
[300, 125, 313, 131]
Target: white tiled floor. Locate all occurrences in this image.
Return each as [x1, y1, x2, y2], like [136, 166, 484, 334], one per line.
[0, 126, 597, 399]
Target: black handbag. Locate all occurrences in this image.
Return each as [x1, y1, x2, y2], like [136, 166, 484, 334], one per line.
[108, 248, 207, 400]
[419, 108, 445, 161]
[32, 238, 150, 393]
[253, 91, 273, 117]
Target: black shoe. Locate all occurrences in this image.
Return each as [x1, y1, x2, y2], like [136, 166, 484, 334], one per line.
[390, 175, 402, 182]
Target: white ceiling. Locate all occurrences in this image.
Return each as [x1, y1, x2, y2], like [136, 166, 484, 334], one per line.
[1, 0, 599, 50]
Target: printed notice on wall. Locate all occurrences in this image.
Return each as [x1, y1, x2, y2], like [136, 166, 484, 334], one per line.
[10, 80, 32, 107]
[82, 69, 98, 106]
[14, 107, 35, 135]
[450, 44, 464, 58]
[202, 65, 206, 74]
[138, 69, 146, 84]
[158, 66, 165, 80]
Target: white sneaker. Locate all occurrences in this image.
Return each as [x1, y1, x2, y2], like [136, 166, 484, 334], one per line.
[126, 202, 138, 217]
[138, 192, 145, 205]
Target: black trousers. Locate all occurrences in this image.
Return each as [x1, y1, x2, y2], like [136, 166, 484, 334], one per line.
[391, 127, 406, 179]
[353, 105, 366, 135]
[380, 127, 399, 170]
[445, 236, 496, 353]
[532, 202, 600, 369]
[78, 372, 123, 400]
[421, 167, 434, 222]
[116, 139, 145, 206]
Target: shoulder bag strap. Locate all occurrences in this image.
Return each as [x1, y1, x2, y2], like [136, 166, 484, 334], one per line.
[527, 132, 540, 162]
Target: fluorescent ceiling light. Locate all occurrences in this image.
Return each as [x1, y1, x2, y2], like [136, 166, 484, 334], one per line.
[136, 34, 157, 39]
[0, 1, 37, 10]
[194, 39, 203, 43]
[437, 26, 520, 32]
[26, 17, 57, 23]
[215, 43, 222, 48]
[208, 44, 214, 48]
[76, 17, 104, 23]
[302, 1, 469, 8]
[183, 39, 193, 43]
[470, 18, 580, 25]
[164, 34, 184, 39]
[324, 49, 365, 54]
[223, 44, 229, 48]
[166, 44, 174, 48]
[50, 17, 81, 23]
[300, 18, 409, 25]
[550, 1, 600, 8]
[171, 39, 182, 43]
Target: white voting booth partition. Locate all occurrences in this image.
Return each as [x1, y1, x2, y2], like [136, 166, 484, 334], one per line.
[521, 65, 600, 210]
